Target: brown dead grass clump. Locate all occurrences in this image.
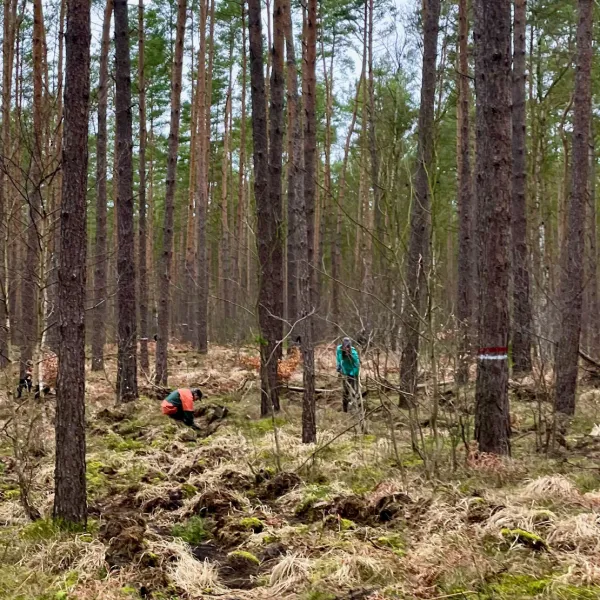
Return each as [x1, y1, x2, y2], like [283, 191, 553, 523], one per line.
[520, 475, 582, 504]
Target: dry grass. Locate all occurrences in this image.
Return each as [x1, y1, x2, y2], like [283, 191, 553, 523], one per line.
[268, 552, 312, 593]
[520, 475, 582, 503]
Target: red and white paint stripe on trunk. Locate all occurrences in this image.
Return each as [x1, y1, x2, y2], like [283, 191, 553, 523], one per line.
[477, 347, 508, 361]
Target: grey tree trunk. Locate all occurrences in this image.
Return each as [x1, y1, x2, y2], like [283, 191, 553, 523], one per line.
[474, 0, 512, 454]
[511, 0, 533, 375]
[114, 0, 138, 402]
[53, 0, 90, 526]
[554, 0, 593, 415]
[155, 0, 187, 386]
[91, 0, 112, 372]
[399, 0, 440, 406]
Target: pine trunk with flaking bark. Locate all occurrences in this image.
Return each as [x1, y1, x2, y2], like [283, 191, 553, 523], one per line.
[584, 131, 599, 355]
[399, 0, 440, 406]
[511, 0, 532, 375]
[554, 0, 593, 416]
[53, 0, 90, 526]
[284, 0, 302, 335]
[455, 0, 473, 385]
[114, 0, 138, 402]
[302, 6, 318, 333]
[138, 0, 149, 372]
[156, 0, 187, 386]
[195, 0, 209, 353]
[474, 0, 512, 454]
[301, 0, 317, 443]
[91, 0, 112, 372]
[267, 0, 285, 367]
[248, 0, 278, 416]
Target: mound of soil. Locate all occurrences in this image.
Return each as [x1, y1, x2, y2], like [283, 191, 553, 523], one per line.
[221, 470, 253, 491]
[219, 551, 260, 590]
[258, 471, 302, 500]
[374, 492, 412, 523]
[99, 511, 147, 568]
[185, 489, 242, 520]
[141, 488, 184, 513]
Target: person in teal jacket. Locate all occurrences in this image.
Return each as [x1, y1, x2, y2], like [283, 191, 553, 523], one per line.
[336, 337, 360, 412]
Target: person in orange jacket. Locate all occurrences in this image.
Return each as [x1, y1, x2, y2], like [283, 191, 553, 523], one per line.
[161, 388, 203, 430]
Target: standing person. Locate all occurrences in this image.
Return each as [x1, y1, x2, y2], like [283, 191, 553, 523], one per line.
[336, 337, 360, 412]
[161, 387, 203, 430]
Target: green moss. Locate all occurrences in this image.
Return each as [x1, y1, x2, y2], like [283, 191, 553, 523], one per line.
[377, 534, 405, 557]
[86, 460, 109, 497]
[295, 485, 332, 516]
[106, 433, 144, 452]
[5, 489, 20, 500]
[227, 549, 260, 565]
[172, 516, 209, 544]
[21, 519, 62, 541]
[239, 416, 286, 436]
[238, 517, 264, 533]
[181, 483, 198, 499]
[339, 518, 356, 531]
[262, 534, 280, 544]
[500, 528, 547, 551]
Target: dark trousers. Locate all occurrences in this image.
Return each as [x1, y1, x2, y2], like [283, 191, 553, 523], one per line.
[342, 376, 358, 412]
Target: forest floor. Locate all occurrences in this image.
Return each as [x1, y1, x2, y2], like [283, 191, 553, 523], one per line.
[2, 343, 600, 599]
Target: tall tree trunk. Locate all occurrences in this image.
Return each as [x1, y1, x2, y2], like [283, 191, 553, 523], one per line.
[220, 88, 232, 328]
[267, 0, 285, 363]
[554, 0, 593, 415]
[138, 0, 149, 372]
[248, 0, 277, 416]
[53, 0, 90, 526]
[195, 0, 209, 354]
[511, 0, 532, 375]
[455, 0, 473, 385]
[0, 0, 16, 367]
[114, 0, 138, 402]
[399, 0, 440, 406]
[284, 0, 302, 335]
[235, 0, 248, 320]
[301, 0, 317, 443]
[368, 0, 383, 286]
[303, 6, 318, 330]
[22, 0, 45, 377]
[155, 0, 187, 386]
[91, 0, 112, 372]
[585, 130, 599, 355]
[473, 0, 512, 454]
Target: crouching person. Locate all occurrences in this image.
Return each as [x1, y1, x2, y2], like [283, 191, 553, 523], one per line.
[161, 388, 203, 430]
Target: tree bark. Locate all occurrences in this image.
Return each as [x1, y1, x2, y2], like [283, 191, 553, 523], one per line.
[220, 88, 232, 328]
[0, 0, 16, 367]
[399, 0, 440, 406]
[474, 0, 512, 454]
[511, 0, 532, 375]
[284, 0, 302, 336]
[267, 0, 285, 358]
[301, 0, 317, 443]
[155, 0, 187, 386]
[21, 0, 45, 378]
[91, 0, 112, 372]
[195, 0, 209, 354]
[114, 0, 138, 402]
[53, 0, 90, 526]
[554, 0, 593, 415]
[455, 0, 473, 385]
[248, 0, 278, 416]
[138, 0, 149, 372]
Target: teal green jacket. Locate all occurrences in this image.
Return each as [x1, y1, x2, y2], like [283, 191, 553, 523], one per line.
[336, 345, 360, 378]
